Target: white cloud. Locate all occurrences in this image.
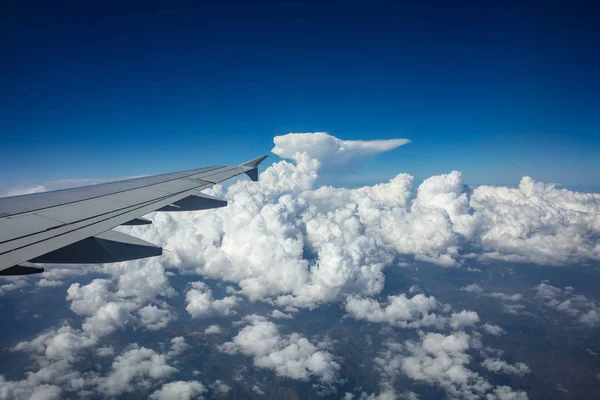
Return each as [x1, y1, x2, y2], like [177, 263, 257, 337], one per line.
[95, 346, 115, 357]
[533, 282, 563, 300]
[488, 386, 529, 400]
[167, 337, 189, 358]
[502, 304, 527, 315]
[346, 390, 400, 400]
[375, 332, 529, 400]
[482, 359, 531, 376]
[37, 279, 64, 288]
[271, 309, 293, 319]
[272, 132, 410, 164]
[81, 302, 135, 337]
[489, 293, 523, 301]
[66, 279, 118, 317]
[204, 325, 222, 335]
[1, 185, 47, 197]
[0, 279, 27, 296]
[185, 282, 239, 318]
[2, 131, 595, 399]
[252, 385, 265, 395]
[580, 310, 600, 326]
[450, 310, 480, 330]
[534, 281, 600, 327]
[2, 262, 182, 399]
[482, 324, 505, 336]
[0, 377, 62, 400]
[219, 319, 339, 383]
[3, 326, 98, 399]
[461, 283, 482, 293]
[345, 294, 445, 329]
[149, 381, 207, 400]
[138, 304, 173, 331]
[12, 325, 96, 364]
[98, 345, 177, 396]
[209, 380, 231, 396]
[472, 177, 600, 265]
[112, 133, 600, 314]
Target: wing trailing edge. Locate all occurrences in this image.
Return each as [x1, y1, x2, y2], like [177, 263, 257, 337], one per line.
[157, 193, 227, 212]
[0, 262, 44, 276]
[122, 217, 152, 226]
[30, 230, 162, 264]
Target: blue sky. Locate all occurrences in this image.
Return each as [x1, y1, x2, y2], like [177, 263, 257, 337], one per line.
[1, 1, 599, 189]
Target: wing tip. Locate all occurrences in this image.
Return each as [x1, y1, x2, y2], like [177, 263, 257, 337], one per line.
[240, 155, 268, 169]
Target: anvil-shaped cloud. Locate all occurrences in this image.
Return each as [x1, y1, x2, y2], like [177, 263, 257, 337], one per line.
[272, 132, 410, 163]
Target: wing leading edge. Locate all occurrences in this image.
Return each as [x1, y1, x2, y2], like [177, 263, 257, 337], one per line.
[0, 155, 268, 276]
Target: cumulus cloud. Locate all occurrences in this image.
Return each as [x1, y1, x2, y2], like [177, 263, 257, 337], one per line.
[345, 292, 482, 333]
[482, 359, 531, 376]
[167, 337, 189, 358]
[149, 381, 207, 400]
[219, 318, 340, 383]
[204, 325, 222, 335]
[472, 177, 600, 265]
[95, 346, 115, 357]
[81, 302, 135, 338]
[97, 345, 177, 396]
[450, 310, 480, 330]
[488, 293, 523, 301]
[138, 304, 173, 331]
[482, 324, 505, 336]
[534, 281, 600, 327]
[112, 132, 600, 314]
[12, 325, 96, 364]
[0, 377, 62, 400]
[461, 283, 483, 293]
[502, 304, 527, 315]
[66, 279, 119, 317]
[5, 324, 183, 400]
[37, 279, 64, 287]
[345, 294, 445, 329]
[3, 326, 98, 399]
[272, 132, 410, 164]
[375, 332, 529, 400]
[0, 265, 184, 400]
[63, 274, 178, 338]
[344, 389, 400, 400]
[3, 131, 596, 398]
[0, 279, 27, 296]
[271, 309, 293, 319]
[209, 380, 231, 396]
[185, 282, 239, 318]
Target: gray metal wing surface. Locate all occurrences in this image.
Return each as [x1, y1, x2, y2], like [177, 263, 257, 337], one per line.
[0, 155, 268, 276]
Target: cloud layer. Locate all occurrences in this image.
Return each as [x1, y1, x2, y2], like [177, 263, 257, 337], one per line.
[114, 133, 600, 313]
[2, 132, 599, 400]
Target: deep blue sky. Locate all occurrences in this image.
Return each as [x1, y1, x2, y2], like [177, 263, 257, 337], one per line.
[1, 1, 599, 188]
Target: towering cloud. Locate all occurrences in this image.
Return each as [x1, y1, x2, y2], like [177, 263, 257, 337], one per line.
[115, 132, 600, 312]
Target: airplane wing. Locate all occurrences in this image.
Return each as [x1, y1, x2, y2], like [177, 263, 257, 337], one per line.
[0, 155, 268, 276]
